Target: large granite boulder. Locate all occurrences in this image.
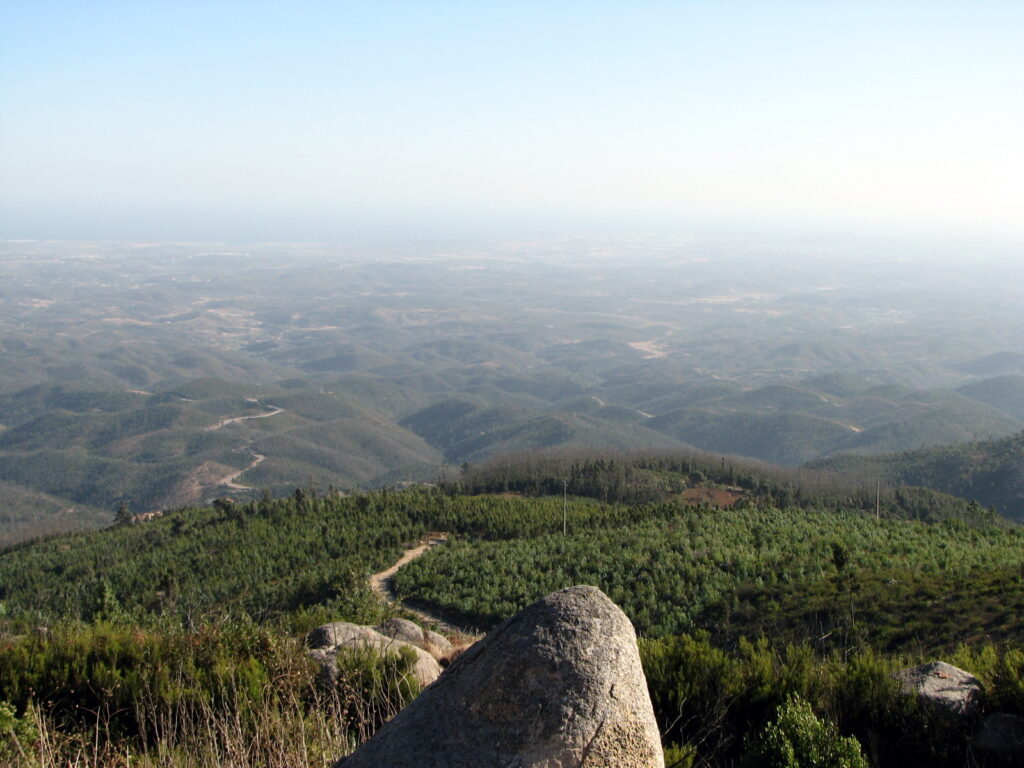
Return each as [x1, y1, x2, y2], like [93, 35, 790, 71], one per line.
[336, 585, 664, 768]
[307, 621, 442, 688]
[895, 661, 982, 717]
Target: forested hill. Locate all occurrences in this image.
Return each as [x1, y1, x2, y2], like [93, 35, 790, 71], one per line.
[451, 448, 1009, 527]
[0, 450, 1006, 631]
[4, 473, 1024, 767]
[0, 450, 1014, 641]
[807, 430, 1024, 521]
[5, 242, 1024, 546]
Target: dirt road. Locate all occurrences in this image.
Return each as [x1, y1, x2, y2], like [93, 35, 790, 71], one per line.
[205, 406, 283, 431]
[203, 403, 282, 494]
[370, 534, 472, 633]
[216, 452, 266, 490]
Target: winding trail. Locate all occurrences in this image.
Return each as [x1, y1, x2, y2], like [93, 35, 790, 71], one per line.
[370, 533, 472, 634]
[216, 452, 267, 490]
[205, 405, 283, 431]
[203, 402, 284, 496]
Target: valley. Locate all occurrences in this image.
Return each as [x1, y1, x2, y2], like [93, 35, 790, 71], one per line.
[1, 238, 1022, 540]
[6, 4, 1024, 765]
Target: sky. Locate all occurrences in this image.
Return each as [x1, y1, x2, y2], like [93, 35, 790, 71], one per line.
[2, 1, 1023, 241]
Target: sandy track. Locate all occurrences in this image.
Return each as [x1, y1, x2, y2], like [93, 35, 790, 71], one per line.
[203, 403, 282, 495]
[370, 534, 471, 633]
[217, 452, 266, 490]
[370, 537, 444, 598]
[205, 406, 283, 431]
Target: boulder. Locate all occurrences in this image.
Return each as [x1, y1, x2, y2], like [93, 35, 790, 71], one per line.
[336, 585, 664, 768]
[895, 661, 982, 717]
[307, 622, 442, 688]
[376, 617, 453, 659]
[308, 621, 371, 650]
[975, 712, 1024, 756]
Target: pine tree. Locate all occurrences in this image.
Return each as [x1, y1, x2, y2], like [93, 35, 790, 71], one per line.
[114, 501, 133, 526]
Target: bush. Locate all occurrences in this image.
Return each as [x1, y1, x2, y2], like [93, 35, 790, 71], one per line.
[746, 694, 867, 768]
[663, 742, 697, 768]
[0, 700, 38, 763]
[324, 645, 422, 744]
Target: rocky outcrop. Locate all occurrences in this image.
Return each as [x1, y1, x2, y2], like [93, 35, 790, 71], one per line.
[307, 621, 442, 688]
[336, 585, 664, 768]
[895, 661, 982, 717]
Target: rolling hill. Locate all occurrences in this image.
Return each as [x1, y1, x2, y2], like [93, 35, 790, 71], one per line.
[3, 240, 1023, 541]
[808, 430, 1024, 520]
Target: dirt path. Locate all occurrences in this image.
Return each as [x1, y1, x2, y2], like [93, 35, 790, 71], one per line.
[370, 537, 444, 598]
[215, 452, 266, 490]
[202, 403, 282, 495]
[370, 534, 472, 633]
[205, 406, 283, 431]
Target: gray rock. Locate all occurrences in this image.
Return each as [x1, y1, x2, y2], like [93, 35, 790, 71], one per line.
[976, 712, 1024, 756]
[375, 617, 424, 644]
[307, 621, 367, 650]
[337, 585, 664, 768]
[895, 661, 982, 717]
[376, 617, 453, 659]
[307, 622, 442, 688]
[423, 628, 453, 654]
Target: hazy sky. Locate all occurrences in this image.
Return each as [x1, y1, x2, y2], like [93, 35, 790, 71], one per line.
[2, 1, 1022, 241]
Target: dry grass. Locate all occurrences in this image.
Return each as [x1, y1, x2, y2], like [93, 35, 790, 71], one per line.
[9, 656, 419, 768]
[438, 632, 481, 667]
[19, 693, 351, 768]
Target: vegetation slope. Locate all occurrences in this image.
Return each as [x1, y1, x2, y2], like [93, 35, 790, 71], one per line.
[809, 430, 1024, 521]
[1, 450, 1023, 766]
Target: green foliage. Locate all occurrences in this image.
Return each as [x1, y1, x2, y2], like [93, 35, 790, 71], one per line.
[0, 491, 435, 627]
[326, 645, 422, 740]
[2, 481, 1024, 766]
[0, 620, 281, 738]
[663, 742, 697, 768]
[810, 430, 1024, 520]
[394, 501, 1024, 649]
[641, 633, 1003, 768]
[745, 695, 867, 768]
[0, 619, 423, 761]
[2, 485, 1021, 651]
[452, 449, 1005, 526]
[0, 699, 39, 763]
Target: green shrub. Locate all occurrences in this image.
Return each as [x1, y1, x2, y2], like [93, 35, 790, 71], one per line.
[746, 694, 867, 768]
[663, 742, 697, 768]
[0, 700, 38, 763]
[325, 645, 422, 743]
[0, 620, 295, 740]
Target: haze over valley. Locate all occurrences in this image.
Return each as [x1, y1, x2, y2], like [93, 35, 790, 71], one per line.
[1, 236, 1021, 541]
[6, 3, 1024, 765]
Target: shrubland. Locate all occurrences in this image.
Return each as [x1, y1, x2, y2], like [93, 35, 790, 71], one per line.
[1, 453, 1022, 766]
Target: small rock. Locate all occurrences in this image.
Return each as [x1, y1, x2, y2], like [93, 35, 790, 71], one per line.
[337, 585, 664, 768]
[376, 617, 453, 659]
[895, 661, 982, 717]
[307, 621, 368, 650]
[307, 622, 442, 688]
